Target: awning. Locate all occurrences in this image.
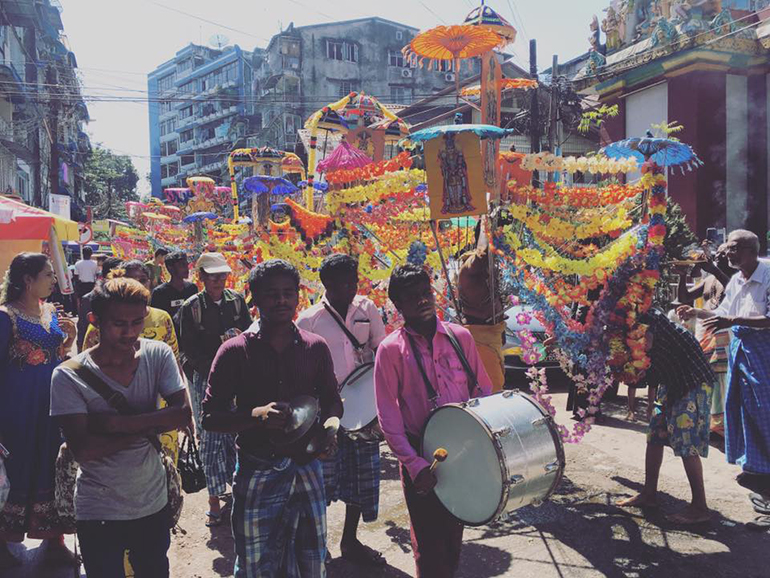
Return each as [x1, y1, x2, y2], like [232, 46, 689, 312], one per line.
[0, 196, 79, 241]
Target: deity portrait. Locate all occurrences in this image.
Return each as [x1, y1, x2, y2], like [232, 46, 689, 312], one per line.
[438, 133, 475, 214]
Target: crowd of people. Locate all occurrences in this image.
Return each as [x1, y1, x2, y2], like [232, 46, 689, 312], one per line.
[0, 225, 768, 577]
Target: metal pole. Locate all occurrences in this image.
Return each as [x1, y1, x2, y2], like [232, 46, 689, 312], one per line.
[529, 39, 540, 155]
[430, 220, 462, 318]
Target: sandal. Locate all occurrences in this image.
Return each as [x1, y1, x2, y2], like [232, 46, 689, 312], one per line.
[340, 542, 386, 567]
[750, 492, 770, 515]
[206, 511, 224, 527]
[746, 515, 770, 531]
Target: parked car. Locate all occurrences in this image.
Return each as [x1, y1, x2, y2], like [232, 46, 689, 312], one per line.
[503, 304, 568, 389]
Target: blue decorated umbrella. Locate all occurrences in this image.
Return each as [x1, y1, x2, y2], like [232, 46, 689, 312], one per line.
[601, 132, 702, 171]
[408, 123, 514, 143]
[243, 176, 299, 227]
[183, 211, 217, 244]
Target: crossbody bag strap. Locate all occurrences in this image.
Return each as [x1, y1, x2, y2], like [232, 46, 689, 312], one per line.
[444, 327, 479, 398]
[405, 331, 438, 403]
[323, 302, 364, 350]
[61, 358, 162, 452]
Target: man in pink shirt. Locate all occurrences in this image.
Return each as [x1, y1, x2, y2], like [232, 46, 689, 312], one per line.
[374, 264, 492, 577]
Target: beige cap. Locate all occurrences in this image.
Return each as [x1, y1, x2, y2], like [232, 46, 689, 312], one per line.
[196, 252, 231, 274]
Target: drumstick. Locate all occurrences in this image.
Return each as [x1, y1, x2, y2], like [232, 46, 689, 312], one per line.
[429, 448, 448, 473]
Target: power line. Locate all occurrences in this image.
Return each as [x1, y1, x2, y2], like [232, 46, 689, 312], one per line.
[417, 0, 447, 25]
[145, 1, 272, 43]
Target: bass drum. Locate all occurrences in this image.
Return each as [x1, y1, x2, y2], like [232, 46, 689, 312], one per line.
[421, 390, 564, 526]
[339, 363, 383, 442]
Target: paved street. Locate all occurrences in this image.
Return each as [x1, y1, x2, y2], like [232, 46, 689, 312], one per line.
[5, 384, 766, 578]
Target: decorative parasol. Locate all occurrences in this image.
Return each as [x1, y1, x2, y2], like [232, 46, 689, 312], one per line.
[463, 4, 517, 47]
[182, 211, 217, 223]
[369, 117, 410, 143]
[242, 176, 299, 198]
[460, 77, 538, 97]
[408, 123, 514, 143]
[601, 132, 702, 170]
[281, 153, 306, 179]
[298, 180, 329, 192]
[344, 92, 378, 117]
[243, 176, 299, 227]
[316, 108, 349, 134]
[317, 141, 373, 173]
[403, 24, 502, 104]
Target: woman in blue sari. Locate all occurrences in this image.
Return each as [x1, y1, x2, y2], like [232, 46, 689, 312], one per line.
[0, 253, 77, 569]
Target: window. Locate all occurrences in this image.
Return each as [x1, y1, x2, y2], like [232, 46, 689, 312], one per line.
[161, 160, 179, 179]
[180, 154, 195, 166]
[390, 86, 412, 104]
[388, 50, 404, 68]
[179, 81, 195, 94]
[177, 58, 192, 74]
[339, 80, 358, 97]
[326, 40, 358, 62]
[161, 139, 178, 156]
[396, 30, 404, 41]
[159, 118, 177, 136]
[179, 105, 193, 120]
[437, 60, 451, 72]
[157, 73, 175, 92]
[179, 128, 194, 143]
[159, 100, 173, 114]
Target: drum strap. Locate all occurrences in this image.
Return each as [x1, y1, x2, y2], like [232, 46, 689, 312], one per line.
[405, 332, 439, 405]
[323, 303, 364, 350]
[445, 327, 480, 398]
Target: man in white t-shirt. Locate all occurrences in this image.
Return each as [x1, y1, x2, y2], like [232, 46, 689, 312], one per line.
[73, 246, 98, 299]
[50, 276, 190, 577]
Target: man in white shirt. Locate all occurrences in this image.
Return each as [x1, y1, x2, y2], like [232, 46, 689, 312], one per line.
[296, 254, 388, 566]
[678, 229, 770, 490]
[73, 246, 98, 301]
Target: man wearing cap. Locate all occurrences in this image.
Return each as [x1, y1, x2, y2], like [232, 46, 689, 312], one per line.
[178, 252, 251, 526]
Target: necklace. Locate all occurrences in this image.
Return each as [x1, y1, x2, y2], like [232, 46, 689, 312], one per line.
[8, 302, 53, 332]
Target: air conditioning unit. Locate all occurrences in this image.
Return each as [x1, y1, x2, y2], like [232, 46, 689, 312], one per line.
[401, 68, 413, 78]
[445, 72, 456, 82]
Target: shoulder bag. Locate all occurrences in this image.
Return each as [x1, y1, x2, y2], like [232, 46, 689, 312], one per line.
[57, 358, 184, 527]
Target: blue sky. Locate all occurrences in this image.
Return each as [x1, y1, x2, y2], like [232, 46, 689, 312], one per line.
[60, 0, 609, 194]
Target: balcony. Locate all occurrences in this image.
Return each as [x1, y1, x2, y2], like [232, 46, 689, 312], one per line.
[0, 64, 28, 103]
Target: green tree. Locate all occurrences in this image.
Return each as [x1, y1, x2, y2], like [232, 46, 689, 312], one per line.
[83, 145, 139, 220]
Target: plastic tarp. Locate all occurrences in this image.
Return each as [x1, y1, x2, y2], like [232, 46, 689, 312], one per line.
[0, 196, 79, 241]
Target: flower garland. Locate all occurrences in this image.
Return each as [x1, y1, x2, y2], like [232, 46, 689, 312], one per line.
[501, 227, 640, 277]
[327, 169, 426, 212]
[508, 182, 644, 208]
[520, 152, 639, 174]
[325, 152, 413, 186]
[284, 198, 337, 246]
[507, 204, 632, 241]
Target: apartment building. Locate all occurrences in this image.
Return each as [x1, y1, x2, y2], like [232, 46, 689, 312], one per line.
[147, 43, 254, 197]
[251, 17, 480, 151]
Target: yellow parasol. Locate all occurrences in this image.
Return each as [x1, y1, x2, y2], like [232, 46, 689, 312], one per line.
[143, 212, 171, 221]
[460, 77, 538, 97]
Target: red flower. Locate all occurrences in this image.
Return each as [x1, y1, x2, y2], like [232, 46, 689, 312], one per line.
[26, 348, 47, 366]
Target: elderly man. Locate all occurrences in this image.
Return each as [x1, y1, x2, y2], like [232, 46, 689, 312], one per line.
[178, 252, 251, 526]
[678, 230, 770, 492]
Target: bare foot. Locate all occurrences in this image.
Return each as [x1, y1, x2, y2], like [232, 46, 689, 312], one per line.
[666, 506, 711, 525]
[618, 493, 658, 508]
[625, 411, 636, 422]
[0, 546, 21, 571]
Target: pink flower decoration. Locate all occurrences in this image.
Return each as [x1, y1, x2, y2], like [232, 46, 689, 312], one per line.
[516, 312, 533, 325]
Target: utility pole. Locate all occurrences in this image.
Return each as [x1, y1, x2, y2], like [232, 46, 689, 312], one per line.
[529, 39, 540, 156]
[548, 55, 559, 154]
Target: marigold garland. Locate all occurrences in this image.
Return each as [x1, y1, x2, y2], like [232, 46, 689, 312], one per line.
[507, 204, 632, 241]
[327, 170, 426, 212]
[325, 152, 413, 186]
[508, 182, 644, 208]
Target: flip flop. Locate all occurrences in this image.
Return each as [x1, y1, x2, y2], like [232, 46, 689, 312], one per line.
[341, 543, 387, 567]
[205, 511, 224, 527]
[749, 493, 770, 515]
[746, 515, 770, 531]
[665, 511, 711, 525]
